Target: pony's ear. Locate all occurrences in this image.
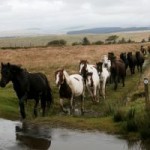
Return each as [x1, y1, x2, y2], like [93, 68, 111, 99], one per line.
[1, 62, 4, 67]
[18, 64, 22, 68]
[7, 62, 10, 67]
[79, 60, 83, 63]
[86, 60, 89, 63]
[62, 68, 64, 72]
[96, 62, 99, 66]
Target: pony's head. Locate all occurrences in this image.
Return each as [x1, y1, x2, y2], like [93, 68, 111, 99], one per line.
[120, 52, 127, 60]
[127, 52, 133, 60]
[79, 60, 88, 76]
[96, 62, 103, 75]
[0, 63, 12, 87]
[101, 55, 108, 63]
[55, 69, 64, 86]
[0, 63, 22, 87]
[108, 52, 115, 61]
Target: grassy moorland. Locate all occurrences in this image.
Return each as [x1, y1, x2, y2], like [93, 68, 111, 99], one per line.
[0, 41, 150, 139]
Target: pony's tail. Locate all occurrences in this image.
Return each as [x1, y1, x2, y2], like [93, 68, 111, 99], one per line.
[45, 77, 53, 108]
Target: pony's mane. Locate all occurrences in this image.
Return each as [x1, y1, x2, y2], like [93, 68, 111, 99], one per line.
[80, 60, 89, 64]
[10, 64, 24, 72]
[1, 63, 26, 74]
[55, 69, 63, 75]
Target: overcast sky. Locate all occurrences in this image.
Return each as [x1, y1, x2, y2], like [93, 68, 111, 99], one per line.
[0, 0, 150, 34]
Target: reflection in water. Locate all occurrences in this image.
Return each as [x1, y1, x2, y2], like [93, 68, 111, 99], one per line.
[127, 139, 150, 150]
[140, 141, 150, 150]
[16, 122, 51, 150]
[1, 119, 150, 150]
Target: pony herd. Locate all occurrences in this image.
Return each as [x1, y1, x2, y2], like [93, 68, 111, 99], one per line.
[0, 48, 147, 119]
[55, 50, 145, 116]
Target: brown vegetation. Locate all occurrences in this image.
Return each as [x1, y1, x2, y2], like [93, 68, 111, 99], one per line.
[0, 43, 149, 86]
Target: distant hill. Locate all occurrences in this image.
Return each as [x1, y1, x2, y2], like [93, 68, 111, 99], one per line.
[67, 27, 150, 34]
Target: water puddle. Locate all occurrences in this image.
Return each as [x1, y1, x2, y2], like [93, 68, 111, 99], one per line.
[0, 118, 149, 150]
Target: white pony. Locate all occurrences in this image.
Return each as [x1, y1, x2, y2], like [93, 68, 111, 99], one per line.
[101, 54, 111, 84]
[55, 69, 85, 115]
[79, 60, 100, 103]
[101, 55, 111, 72]
[96, 62, 110, 99]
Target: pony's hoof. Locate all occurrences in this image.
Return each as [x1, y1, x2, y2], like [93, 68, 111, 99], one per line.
[15, 125, 23, 132]
[96, 100, 99, 103]
[81, 111, 84, 116]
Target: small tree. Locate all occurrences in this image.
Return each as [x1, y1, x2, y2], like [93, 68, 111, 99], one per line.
[141, 39, 146, 43]
[82, 37, 90, 45]
[127, 39, 132, 43]
[47, 39, 67, 46]
[119, 37, 126, 44]
[92, 40, 104, 45]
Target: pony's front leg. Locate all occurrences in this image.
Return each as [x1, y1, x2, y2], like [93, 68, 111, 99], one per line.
[140, 65, 143, 73]
[70, 95, 75, 115]
[133, 66, 135, 74]
[60, 98, 68, 113]
[34, 99, 39, 117]
[102, 80, 106, 99]
[99, 81, 102, 96]
[137, 65, 139, 72]
[130, 67, 133, 75]
[80, 95, 84, 115]
[113, 76, 118, 90]
[93, 86, 98, 103]
[86, 85, 95, 102]
[19, 94, 27, 119]
[122, 76, 125, 87]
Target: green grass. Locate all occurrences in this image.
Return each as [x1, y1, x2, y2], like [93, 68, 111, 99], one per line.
[0, 85, 18, 120]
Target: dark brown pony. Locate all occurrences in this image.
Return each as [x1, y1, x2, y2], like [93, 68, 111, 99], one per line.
[0, 63, 53, 119]
[135, 51, 145, 73]
[108, 53, 126, 90]
[127, 52, 137, 75]
[120, 52, 129, 70]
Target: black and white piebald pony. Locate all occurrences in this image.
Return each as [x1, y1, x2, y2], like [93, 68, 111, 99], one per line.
[79, 60, 100, 103]
[96, 61, 110, 99]
[55, 69, 85, 115]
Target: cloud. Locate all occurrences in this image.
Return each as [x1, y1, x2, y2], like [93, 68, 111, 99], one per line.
[0, 0, 150, 34]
